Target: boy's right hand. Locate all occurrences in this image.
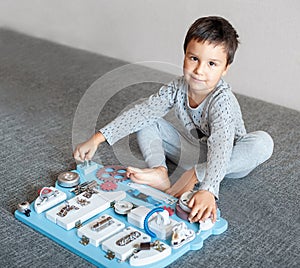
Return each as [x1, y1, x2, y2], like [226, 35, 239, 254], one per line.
[188, 190, 217, 223]
[73, 132, 105, 162]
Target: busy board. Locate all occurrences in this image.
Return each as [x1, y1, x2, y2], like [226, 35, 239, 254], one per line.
[15, 161, 228, 267]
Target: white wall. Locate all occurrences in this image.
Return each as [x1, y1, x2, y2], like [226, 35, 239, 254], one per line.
[0, 0, 299, 111]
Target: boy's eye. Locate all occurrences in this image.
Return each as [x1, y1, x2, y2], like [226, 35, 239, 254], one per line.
[190, 56, 198, 62]
[209, 61, 216, 67]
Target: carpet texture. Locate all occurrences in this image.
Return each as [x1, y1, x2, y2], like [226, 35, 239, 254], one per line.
[0, 28, 299, 268]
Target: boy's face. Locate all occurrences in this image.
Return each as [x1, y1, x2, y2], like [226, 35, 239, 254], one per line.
[183, 39, 229, 95]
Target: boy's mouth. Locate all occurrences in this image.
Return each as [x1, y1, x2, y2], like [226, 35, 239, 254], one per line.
[191, 76, 205, 83]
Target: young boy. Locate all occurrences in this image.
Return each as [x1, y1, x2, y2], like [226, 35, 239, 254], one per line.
[73, 16, 273, 224]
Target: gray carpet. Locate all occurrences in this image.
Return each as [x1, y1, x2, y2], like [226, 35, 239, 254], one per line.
[0, 28, 299, 268]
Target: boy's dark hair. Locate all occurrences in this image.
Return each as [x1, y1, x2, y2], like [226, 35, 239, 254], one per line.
[184, 16, 239, 65]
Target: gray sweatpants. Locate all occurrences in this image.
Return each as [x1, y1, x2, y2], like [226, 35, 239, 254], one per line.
[137, 119, 274, 183]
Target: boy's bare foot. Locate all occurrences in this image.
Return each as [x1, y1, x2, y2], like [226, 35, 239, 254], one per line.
[126, 166, 170, 191]
[166, 168, 198, 198]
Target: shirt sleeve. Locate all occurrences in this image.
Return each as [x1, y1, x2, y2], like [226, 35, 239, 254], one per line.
[196, 92, 236, 199]
[100, 81, 178, 145]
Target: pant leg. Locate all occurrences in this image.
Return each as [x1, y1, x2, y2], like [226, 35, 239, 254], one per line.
[137, 119, 179, 169]
[137, 118, 206, 170]
[225, 130, 274, 178]
[196, 130, 274, 181]
[195, 131, 274, 182]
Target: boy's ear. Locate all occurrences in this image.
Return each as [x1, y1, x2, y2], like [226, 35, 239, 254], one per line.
[222, 64, 231, 76]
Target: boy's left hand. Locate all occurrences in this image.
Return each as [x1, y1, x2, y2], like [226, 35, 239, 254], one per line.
[188, 190, 217, 223]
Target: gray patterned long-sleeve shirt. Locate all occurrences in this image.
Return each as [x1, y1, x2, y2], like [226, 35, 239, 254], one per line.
[100, 76, 246, 198]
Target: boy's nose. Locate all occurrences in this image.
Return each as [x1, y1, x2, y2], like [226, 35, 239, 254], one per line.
[194, 62, 205, 75]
